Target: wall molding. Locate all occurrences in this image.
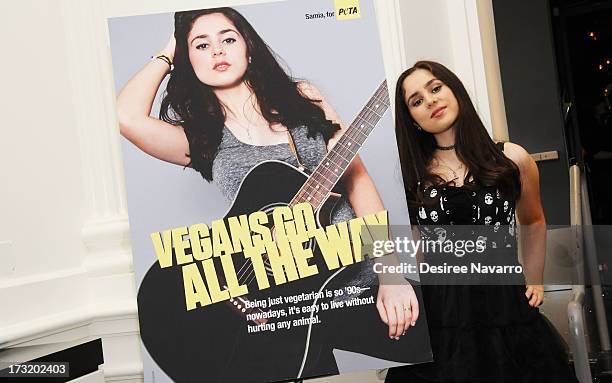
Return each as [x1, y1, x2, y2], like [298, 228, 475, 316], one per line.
[0, 274, 138, 348]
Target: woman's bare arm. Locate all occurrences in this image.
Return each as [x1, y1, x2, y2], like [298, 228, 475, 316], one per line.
[298, 82, 419, 338]
[504, 142, 547, 307]
[116, 37, 190, 166]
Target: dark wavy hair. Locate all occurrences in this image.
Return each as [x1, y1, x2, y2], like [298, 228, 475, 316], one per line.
[394, 61, 521, 219]
[160, 7, 339, 181]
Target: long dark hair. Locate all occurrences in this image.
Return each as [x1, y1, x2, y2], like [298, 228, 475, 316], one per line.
[394, 61, 521, 217]
[160, 7, 339, 181]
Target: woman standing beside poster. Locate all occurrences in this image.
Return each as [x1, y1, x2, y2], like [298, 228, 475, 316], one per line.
[389, 60, 578, 382]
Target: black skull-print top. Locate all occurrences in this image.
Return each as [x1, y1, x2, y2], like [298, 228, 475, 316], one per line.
[414, 143, 518, 251]
[416, 184, 517, 251]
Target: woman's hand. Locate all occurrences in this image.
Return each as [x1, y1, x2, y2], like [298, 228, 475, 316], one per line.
[525, 284, 544, 307]
[376, 282, 419, 340]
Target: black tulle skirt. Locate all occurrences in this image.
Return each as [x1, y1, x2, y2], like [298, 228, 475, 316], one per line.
[385, 284, 579, 383]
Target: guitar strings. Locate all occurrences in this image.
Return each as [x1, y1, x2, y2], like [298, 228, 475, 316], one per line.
[236, 96, 385, 287]
[236, 86, 388, 288]
[236, 86, 389, 289]
[290, 82, 388, 208]
[234, 125, 363, 288]
[234, 83, 389, 288]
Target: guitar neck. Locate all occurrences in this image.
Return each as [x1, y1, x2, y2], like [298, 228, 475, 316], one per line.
[290, 80, 390, 210]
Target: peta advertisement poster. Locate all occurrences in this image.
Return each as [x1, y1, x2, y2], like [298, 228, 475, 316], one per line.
[108, 0, 432, 381]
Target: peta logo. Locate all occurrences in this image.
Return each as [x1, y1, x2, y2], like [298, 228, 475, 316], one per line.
[339, 6, 358, 16]
[335, 0, 361, 20]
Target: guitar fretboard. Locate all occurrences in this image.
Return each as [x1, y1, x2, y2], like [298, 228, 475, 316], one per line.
[289, 81, 390, 210]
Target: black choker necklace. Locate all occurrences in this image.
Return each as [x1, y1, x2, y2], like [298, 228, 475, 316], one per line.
[436, 144, 456, 151]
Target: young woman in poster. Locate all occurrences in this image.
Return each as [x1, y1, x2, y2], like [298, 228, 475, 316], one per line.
[388, 60, 578, 382]
[117, 7, 427, 382]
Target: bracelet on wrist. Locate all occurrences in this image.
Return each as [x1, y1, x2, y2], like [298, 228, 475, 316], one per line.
[151, 53, 173, 71]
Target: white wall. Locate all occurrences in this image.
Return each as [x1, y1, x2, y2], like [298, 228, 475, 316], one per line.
[0, 1, 85, 287]
[0, 1, 498, 382]
[399, 0, 497, 136]
[0, 0, 92, 342]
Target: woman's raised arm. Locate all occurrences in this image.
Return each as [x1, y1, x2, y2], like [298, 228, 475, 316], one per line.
[116, 37, 190, 166]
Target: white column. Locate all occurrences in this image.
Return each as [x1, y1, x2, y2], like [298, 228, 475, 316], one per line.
[446, 0, 493, 135]
[60, 0, 132, 273]
[475, 0, 509, 141]
[374, 0, 407, 98]
[60, 1, 140, 381]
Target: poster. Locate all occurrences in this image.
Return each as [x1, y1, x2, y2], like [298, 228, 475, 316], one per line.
[108, 0, 432, 381]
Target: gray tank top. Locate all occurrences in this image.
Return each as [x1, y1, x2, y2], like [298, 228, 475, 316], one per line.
[212, 125, 355, 224]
